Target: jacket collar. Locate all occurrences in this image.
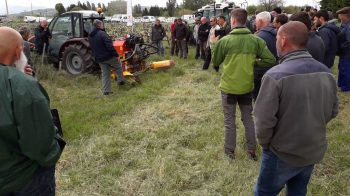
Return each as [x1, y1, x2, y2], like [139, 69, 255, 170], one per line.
[278, 50, 313, 64]
[229, 27, 251, 35]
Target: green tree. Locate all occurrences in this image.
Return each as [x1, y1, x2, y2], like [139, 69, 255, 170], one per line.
[97, 3, 102, 9]
[247, 5, 258, 15]
[82, 3, 88, 10]
[320, 0, 350, 12]
[55, 3, 66, 15]
[283, 5, 301, 14]
[149, 6, 161, 16]
[133, 4, 142, 16]
[182, 0, 211, 10]
[142, 8, 149, 16]
[91, 3, 96, 11]
[67, 4, 76, 12]
[258, 0, 285, 11]
[102, 3, 107, 12]
[86, 1, 92, 10]
[166, 0, 176, 17]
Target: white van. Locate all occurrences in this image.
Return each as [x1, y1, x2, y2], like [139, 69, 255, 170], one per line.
[24, 16, 37, 23]
[111, 14, 123, 23]
[182, 15, 195, 21]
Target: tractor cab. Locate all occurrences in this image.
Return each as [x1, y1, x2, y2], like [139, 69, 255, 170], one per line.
[194, 2, 235, 22]
[47, 11, 104, 75]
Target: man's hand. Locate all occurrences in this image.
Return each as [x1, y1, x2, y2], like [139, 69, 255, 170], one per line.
[24, 65, 33, 76]
[210, 33, 219, 44]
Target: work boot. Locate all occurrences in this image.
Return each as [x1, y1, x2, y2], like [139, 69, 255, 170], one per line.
[225, 148, 235, 160]
[247, 150, 258, 161]
[117, 81, 125, 86]
[103, 92, 113, 96]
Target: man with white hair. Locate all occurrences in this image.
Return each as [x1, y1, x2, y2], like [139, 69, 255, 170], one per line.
[34, 20, 51, 54]
[253, 11, 277, 100]
[0, 26, 63, 195]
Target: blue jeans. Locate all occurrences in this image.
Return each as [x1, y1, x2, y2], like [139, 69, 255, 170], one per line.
[153, 40, 164, 57]
[3, 166, 56, 196]
[338, 57, 350, 92]
[254, 150, 314, 196]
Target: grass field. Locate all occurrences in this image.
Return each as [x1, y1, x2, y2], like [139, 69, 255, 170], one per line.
[30, 45, 350, 196]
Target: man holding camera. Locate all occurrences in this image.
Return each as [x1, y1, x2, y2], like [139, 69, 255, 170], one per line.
[211, 9, 275, 160]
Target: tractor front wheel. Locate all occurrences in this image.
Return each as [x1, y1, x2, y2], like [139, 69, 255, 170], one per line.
[62, 44, 94, 75]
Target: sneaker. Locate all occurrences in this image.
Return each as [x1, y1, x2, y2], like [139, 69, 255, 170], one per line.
[225, 148, 235, 160]
[247, 150, 258, 161]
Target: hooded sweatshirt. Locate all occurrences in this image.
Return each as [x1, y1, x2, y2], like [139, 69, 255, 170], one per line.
[256, 25, 277, 58]
[317, 22, 340, 68]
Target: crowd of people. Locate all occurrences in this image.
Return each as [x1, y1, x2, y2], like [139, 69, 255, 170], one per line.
[0, 5, 349, 195]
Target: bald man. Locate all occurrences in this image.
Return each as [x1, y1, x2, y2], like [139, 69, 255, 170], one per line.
[198, 17, 211, 60]
[34, 20, 52, 54]
[253, 21, 338, 195]
[0, 27, 62, 195]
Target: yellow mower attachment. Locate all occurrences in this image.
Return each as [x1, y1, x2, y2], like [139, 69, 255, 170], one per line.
[150, 60, 175, 70]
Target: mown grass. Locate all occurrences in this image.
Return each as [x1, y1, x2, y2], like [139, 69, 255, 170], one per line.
[34, 46, 350, 195]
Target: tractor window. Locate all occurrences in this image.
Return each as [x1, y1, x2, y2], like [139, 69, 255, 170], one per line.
[72, 15, 81, 37]
[51, 16, 72, 38]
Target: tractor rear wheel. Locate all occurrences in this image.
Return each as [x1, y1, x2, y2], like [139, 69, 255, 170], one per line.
[62, 44, 94, 75]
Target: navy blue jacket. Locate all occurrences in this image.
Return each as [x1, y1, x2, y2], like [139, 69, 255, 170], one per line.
[338, 20, 350, 58]
[34, 26, 51, 54]
[89, 28, 119, 63]
[317, 23, 340, 68]
[256, 26, 277, 59]
[306, 32, 325, 64]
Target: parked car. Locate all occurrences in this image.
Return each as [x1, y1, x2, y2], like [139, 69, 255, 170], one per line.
[104, 16, 112, 23]
[141, 16, 156, 23]
[157, 17, 166, 23]
[134, 17, 142, 23]
[166, 17, 176, 23]
[111, 14, 123, 23]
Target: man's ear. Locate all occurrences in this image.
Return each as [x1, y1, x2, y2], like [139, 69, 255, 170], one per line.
[15, 46, 22, 60]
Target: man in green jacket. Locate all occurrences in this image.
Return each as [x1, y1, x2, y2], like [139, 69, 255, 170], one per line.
[0, 27, 62, 195]
[211, 8, 276, 160]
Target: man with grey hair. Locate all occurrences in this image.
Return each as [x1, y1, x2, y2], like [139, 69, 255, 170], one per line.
[19, 26, 33, 66]
[253, 11, 277, 99]
[89, 19, 125, 95]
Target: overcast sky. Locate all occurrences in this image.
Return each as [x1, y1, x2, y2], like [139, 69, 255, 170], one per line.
[0, 0, 319, 15]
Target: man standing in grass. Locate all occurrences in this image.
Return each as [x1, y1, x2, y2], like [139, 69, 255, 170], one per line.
[336, 7, 350, 92]
[254, 21, 338, 195]
[212, 8, 276, 160]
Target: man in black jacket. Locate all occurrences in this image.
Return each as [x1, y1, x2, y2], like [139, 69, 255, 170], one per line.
[290, 12, 326, 64]
[151, 19, 166, 57]
[253, 11, 277, 100]
[217, 15, 231, 37]
[198, 17, 211, 60]
[174, 18, 188, 59]
[89, 20, 124, 95]
[34, 20, 51, 54]
[314, 10, 340, 68]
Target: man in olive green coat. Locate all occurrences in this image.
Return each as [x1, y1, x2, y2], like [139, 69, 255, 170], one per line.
[0, 27, 62, 195]
[211, 8, 276, 160]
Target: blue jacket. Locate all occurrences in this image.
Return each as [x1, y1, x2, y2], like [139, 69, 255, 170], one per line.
[306, 32, 325, 64]
[89, 28, 119, 63]
[317, 23, 340, 68]
[338, 20, 350, 58]
[256, 26, 277, 59]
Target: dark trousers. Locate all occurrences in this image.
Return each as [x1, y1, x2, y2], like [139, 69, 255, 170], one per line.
[176, 39, 187, 59]
[199, 40, 208, 60]
[170, 39, 179, 56]
[338, 57, 350, 92]
[221, 92, 256, 153]
[3, 166, 56, 196]
[202, 47, 211, 70]
[255, 150, 314, 196]
[195, 42, 201, 59]
[253, 67, 270, 100]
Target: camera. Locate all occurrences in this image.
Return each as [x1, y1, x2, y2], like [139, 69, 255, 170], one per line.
[215, 29, 226, 37]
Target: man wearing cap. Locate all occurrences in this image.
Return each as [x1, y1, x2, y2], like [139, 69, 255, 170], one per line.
[336, 7, 350, 92]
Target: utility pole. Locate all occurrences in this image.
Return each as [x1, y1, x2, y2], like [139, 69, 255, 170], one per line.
[5, 0, 9, 15]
